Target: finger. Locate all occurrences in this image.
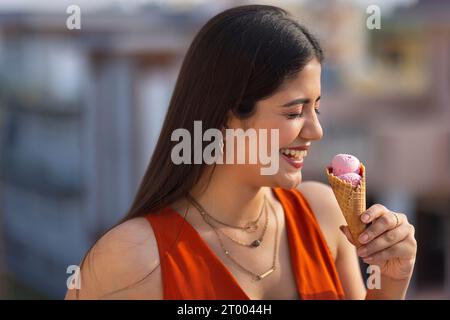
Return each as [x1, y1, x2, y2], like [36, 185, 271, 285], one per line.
[362, 239, 417, 264]
[360, 204, 390, 224]
[339, 225, 356, 246]
[356, 223, 412, 258]
[358, 212, 407, 244]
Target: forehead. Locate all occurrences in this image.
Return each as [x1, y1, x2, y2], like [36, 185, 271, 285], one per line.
[250, 59, 322, 120]
[276, 59, 322, 98]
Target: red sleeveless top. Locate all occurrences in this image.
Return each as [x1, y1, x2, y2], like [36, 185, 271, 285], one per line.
[145, 188, 345, 300]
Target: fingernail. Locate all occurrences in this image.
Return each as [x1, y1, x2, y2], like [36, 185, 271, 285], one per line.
[361, 213, 370, 223]
[363, 256, 373, 263]
[357, 247, 367, 257]
[359, 233, 369, 243]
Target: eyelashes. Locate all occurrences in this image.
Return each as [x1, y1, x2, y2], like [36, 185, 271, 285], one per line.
[286, 113, 303, 119]
[285, 108, 321, 119]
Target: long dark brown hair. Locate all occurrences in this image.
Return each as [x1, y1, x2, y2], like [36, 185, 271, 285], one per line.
[76, 4, 323, 298]
[123, 4, 323, 221]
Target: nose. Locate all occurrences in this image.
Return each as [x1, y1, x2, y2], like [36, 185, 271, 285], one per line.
[299, 112, 323, 141]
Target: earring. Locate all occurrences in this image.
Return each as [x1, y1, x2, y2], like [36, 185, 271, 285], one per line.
[219, 139, 224, 155]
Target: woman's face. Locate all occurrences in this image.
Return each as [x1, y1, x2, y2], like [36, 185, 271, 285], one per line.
[227, 58, 323, 189]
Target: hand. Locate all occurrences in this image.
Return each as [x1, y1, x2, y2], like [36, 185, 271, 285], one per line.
[340, 204, 417, 281]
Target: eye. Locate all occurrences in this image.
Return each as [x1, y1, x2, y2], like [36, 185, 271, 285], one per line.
[284, 105, 304, 119]
[286, 112, 303, 119]
[285, 107, 320, 119]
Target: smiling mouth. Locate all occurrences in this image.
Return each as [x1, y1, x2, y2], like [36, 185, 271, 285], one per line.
[279, 148, 308, 161]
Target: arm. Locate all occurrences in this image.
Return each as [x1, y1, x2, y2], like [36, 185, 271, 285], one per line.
[299, 182, 417, 300]
[64, 217, 162, 300]
[297, 181, 366, 299]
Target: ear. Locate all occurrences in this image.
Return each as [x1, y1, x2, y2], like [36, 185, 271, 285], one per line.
[224, 109, 238, 131]
[224, 110, 234, 129]
[226, 110, 249, 131]
[220, 122, 228, 138]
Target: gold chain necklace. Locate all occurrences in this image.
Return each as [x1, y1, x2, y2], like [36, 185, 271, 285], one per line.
[186, 194, 279, 281]
[186, 193, 265, 233]
[188, 195, 269, 248]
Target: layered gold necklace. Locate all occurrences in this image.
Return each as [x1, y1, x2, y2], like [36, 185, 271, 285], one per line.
[186, 193, 279, 281]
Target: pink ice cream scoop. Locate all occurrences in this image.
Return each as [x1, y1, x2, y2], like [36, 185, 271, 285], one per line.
[331, 154, 360, 176]
[337, 172, 361, 187]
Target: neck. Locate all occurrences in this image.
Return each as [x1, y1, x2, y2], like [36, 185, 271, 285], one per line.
[190, 165, 270, 227]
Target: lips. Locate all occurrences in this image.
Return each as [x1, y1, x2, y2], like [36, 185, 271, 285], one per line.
[279, 146, 309, 169]
[280, 148, 307, 160]
[283, 145, 309, 151]
[281, 153, 303, 169]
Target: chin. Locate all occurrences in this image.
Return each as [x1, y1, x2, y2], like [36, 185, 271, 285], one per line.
[273, 171, 302, 190]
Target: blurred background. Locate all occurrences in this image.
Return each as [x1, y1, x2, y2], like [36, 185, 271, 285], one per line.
[0, 0, 448, 299]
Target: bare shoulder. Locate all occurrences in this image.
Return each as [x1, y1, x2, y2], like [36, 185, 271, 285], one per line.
[296, 181, 346, 228]
[65, 217, 162, 299]
[296, 181, 366, 299]
[296, 181, 347, 259]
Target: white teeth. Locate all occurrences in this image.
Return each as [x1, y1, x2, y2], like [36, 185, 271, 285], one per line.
[280, 148, 307, 160]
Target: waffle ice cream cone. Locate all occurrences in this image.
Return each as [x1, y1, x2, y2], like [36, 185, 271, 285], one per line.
[326, 163, 367, 247]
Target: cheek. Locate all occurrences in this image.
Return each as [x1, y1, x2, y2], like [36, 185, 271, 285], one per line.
[247, 109, 302, 150]
[250, 117, 301, 151]
[278, 121, 302, 147]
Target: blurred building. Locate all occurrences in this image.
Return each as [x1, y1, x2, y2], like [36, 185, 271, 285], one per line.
[0, 0, 448, 299]
[301, 0, 450, 298]
[0, 6, 210, 298]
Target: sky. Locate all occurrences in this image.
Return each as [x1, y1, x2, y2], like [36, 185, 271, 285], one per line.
[0, 0, 418, 13]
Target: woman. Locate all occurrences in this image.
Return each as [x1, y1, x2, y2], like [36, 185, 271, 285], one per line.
[65, 5, 417, 300]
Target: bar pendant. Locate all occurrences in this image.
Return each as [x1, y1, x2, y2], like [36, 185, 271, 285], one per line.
[257, 268, 275, 280]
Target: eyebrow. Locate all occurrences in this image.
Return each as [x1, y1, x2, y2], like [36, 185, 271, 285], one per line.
[281, 96, 321, 107]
